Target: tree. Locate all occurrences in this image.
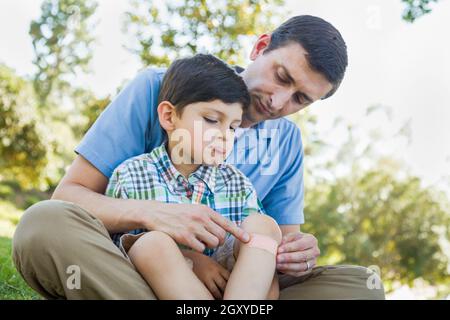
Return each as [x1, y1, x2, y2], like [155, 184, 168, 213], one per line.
[30, 0, 98, 108]
[293, 107, 450, 293]
[0, 65, 47, 189]
[402, 0, 439, 22]
[69, 88, 110, 140]
[23, 0, 102, 188]
[125, 0, 285, 67]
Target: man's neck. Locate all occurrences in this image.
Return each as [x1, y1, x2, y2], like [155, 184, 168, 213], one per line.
[240, 114, 257, 128]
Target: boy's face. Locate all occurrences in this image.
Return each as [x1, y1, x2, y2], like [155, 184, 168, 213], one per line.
[169, 100, 243, 166]
[241, 36, 334, 127]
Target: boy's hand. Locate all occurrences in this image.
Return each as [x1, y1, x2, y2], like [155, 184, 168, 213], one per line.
[184, 251, 230, 299]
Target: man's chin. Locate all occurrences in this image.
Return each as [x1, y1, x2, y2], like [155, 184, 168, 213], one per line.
[241, 110, 268, 127]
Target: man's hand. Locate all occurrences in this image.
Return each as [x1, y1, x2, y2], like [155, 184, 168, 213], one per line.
[276, 232, 320, 277]
[145, 202, 250, 253]
[183, 250, 230, 299]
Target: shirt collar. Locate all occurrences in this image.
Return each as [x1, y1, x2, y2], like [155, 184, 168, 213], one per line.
[150, 143, 222, 194]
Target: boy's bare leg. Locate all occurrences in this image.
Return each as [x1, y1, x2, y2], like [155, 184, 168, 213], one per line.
[128, 231, 214, 300]
[223, 214, 282, 300]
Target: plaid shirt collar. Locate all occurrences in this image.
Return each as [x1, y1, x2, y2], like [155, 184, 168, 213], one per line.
[150, 143, 225, 194]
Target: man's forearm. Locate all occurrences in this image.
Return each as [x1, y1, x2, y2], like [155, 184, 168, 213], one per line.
[52, 181, 150, 233]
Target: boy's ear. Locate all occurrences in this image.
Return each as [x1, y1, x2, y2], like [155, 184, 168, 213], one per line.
[157, 101, 177, 131]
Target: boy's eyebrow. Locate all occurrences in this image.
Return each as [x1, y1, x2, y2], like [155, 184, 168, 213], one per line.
[279, 64, 314, 104]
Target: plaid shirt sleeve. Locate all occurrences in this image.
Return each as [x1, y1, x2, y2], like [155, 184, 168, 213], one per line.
[242, 185, 267, 218]
[105, 163, 133, 200]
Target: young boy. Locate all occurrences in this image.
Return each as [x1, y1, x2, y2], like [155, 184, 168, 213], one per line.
[106, 54, 282, 300]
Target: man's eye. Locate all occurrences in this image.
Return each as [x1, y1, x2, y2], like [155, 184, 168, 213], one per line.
[229, 126, 236, 131]
[203, 117, 218, 124]
[276, 72, 288, 84]
[295, 95, 304, 104]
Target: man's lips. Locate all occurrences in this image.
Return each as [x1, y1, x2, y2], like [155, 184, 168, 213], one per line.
[255, 98, 273, 117]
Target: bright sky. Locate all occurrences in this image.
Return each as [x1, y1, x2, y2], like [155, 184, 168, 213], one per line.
[1, 0, 449, 195]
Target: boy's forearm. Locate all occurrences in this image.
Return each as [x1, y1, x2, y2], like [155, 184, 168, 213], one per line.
[180, 249, 203, 260]
[52, 181, 150, 233]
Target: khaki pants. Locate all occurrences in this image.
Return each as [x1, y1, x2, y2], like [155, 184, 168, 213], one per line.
[12, 200, 385, 300]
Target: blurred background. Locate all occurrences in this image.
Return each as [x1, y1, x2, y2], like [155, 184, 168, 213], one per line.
[0, 0, 449, 299]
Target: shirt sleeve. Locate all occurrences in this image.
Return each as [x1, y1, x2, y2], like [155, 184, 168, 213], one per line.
[261, 124, 305, 225]
[75, 68, 163, 178]
[105, 164, 131, 200]
[242, 185, 267, 218]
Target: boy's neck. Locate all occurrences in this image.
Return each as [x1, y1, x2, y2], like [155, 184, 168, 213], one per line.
[166, 141, 200, 179]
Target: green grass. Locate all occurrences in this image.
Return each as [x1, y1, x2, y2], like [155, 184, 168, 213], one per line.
[0, 236, 40, 299]
[0, 188, 43, 300]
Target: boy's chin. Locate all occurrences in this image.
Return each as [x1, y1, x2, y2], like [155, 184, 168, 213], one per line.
[203, 157, 226, 167]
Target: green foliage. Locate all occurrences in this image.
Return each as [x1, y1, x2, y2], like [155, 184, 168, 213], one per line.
[304, 162, 449, 288]
[30, 0, 98, 107]
[402, 0, 439, 22]
[294, 107, 450, 291]
[0, 65, 48, 189]
[125, 0, 286, 66]
[70, 89, 111, 139]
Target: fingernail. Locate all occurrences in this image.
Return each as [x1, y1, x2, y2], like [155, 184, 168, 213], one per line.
[278, 247, 284, 253]
[243, 232, 250, 242]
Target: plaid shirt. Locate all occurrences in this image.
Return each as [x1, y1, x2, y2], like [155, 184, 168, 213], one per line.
[106, 143, 265, 256]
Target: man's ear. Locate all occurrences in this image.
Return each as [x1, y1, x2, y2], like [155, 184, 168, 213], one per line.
[250, 34, 271, 61]
[157, 101, 177, 132]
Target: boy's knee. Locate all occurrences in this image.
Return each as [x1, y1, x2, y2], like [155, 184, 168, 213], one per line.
[129, 231, 178, 259]
[241, 214, 282, 244]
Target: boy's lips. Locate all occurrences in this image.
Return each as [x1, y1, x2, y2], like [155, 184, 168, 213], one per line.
[212, 146, 226, 156]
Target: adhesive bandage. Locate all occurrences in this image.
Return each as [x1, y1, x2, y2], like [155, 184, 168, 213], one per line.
[246, 233, 278, 255]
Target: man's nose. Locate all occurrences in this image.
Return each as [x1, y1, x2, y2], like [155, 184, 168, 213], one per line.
[271, 91, 291, 111]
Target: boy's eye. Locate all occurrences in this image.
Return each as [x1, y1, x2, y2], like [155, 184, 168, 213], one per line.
[203, 117, 218, 124]
[229, 126, 236, 131]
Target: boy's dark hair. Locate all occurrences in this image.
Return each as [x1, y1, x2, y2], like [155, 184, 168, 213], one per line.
[158, 54, 250, 114]
[265, 15, 348, 99]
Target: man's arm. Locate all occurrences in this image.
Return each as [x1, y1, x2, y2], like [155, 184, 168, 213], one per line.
[52, 155, 150, 233]
[280, 224, 301, 236]
[52, 155, 250, 251]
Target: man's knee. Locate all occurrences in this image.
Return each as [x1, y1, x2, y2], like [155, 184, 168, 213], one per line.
[241, 214, 282, 244]
[13, 200, 70, 256]
[12, 200, 94, 269]
[357, 266, 385, 300]
[323, 265, 386, 300]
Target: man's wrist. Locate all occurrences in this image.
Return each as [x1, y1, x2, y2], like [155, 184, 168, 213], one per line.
[127, 199, 161, 230]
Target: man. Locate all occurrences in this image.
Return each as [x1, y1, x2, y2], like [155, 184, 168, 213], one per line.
[12, 15, 385, 299]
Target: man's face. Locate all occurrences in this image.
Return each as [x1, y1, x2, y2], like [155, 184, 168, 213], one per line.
[241, 36, 333, 127]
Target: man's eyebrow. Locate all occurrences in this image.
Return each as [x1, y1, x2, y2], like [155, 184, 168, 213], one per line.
[280, 64, 314, 104]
